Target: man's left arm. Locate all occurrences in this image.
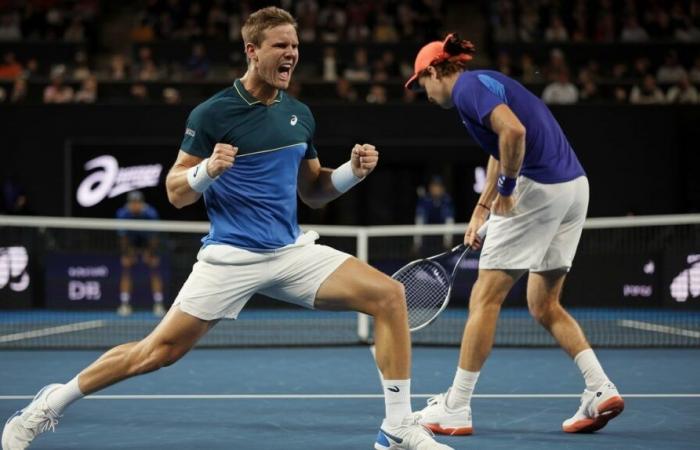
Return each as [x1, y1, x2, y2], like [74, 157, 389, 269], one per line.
[297, 144, 378, 209]
[488, 104, 526, 215]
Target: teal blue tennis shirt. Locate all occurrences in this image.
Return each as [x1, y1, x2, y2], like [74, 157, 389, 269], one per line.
[180, 79, 318, 251]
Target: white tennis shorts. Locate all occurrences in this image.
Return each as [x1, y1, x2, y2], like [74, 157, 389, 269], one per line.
[173, 231, 352, 321]
[479, 176, 589, 272]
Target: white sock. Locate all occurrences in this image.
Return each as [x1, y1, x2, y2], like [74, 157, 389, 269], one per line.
[574, 348, 609, 391]
[120, 292, 130, 304]
[383, 379, 412, 427]
[46, 376, 84, 414]
[446, 368, 479, 410]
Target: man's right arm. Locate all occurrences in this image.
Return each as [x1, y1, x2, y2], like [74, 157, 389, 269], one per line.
[165, 144, 237, 209]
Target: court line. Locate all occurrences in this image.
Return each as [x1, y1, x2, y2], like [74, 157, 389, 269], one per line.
[618, 320, 700, 339]
[0, 320, 106, 343]
[1, 394, 698, 400]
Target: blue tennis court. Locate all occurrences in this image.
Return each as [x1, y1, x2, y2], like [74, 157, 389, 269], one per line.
[2, 346, 698, 449]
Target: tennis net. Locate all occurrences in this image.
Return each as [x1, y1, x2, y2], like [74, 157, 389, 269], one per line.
[0, 214, 698, 349]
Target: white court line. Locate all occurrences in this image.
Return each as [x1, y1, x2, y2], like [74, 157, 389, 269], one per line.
[618, 320, 700, 339]
[1, 394, 699, 401]
[0, 320, 106, 343]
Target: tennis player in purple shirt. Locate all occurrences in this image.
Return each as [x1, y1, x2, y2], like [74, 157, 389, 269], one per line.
[405, 34, 624, 436]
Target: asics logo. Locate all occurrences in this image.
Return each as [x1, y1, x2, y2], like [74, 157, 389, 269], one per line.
[596, 392, 602, 397]
[290, 115, 298, 126]
[387, 386, 400, 393]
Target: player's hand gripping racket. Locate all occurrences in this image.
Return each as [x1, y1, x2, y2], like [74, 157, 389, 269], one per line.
[393, 222, 488, 332]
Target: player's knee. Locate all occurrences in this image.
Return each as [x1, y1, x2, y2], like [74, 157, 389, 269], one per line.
[373, 279, 406, 317]
[528, 299, 560, 325]
[130, 342, 186, 375]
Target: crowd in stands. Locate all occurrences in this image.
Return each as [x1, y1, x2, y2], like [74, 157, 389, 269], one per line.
[0, 0, 698, 104]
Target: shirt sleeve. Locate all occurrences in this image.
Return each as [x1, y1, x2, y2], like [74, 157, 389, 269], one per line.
[180, 103, 217, 158]
[454, 74, 506, 128]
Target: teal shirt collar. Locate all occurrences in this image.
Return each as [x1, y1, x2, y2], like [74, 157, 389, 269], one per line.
[233, 79, 283, 105]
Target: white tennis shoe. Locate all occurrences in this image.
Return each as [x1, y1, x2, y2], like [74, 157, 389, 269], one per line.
[563, 381, 625, 433]
[375, 413, 454, 450]
[417, 389, 473, 436]
[2, 384, 62, 450]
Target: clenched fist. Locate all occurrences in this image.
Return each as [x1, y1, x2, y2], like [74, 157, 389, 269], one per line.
[350, 143, 379, 178]
[206, 143, 238, 178]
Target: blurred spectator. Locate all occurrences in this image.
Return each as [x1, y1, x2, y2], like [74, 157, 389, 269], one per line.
[131, 16, 155, 42]
[75, 75, 97, 103]
[496, 51, 513, 77]
[0, 52, 22, 79]
[318, 2, 346, 43]
[545, 15, 569, 42]
[542, 70, 579, 104]
[632, 56, 652, 79]
[1, 177, 30, 215]
[346, 1, 370, 41]
[690, 55, 700, 83]
[620, 16, 649, 42]
[72, 50, 92, 81]
[518, 6, 540, 42]
[206, 0, 229, 39]
[381, 51, 401, 78]
[108, 53, 130, 80]
[0, 12, 21, 40]
[0, 86, 6, 102]
[674, 16, 700, 41]
[611, 62, 629, 81]
[344, 48, 371, 81]
[414, 176, 455, 254]
[630, 74, 666, 104]
[593, 13, 615, 42]
[162, 87, 181, 104]
[613, 86, 629, 103]
[366, 84, 387, 104]
[64, 17, 85, 42]
[336, 78, 358, 102]
[322, 46, 338, 82]
[23, 58, 39, 80]
[185, 43, 210, 79]
[10, 76, 28, 103]
[579, 71, 601, 103]
[544, 48, 569, 81]
[494, 14, 517, 42]
[520, 54, 539, 83]
[134, 47, 162, 81]
[130, 83, 150, 102]
[373, 13, 399, 43]
[666, 73, 699, 103]
[43, 65, 74, 103]
[657, 51, 688, 84]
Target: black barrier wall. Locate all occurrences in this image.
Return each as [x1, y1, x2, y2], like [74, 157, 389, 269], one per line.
[1, 104, 699, 222]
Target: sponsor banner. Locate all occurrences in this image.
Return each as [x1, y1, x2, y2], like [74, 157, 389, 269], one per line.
[45, 252, 170, 310]
[0, 245, 33, 309]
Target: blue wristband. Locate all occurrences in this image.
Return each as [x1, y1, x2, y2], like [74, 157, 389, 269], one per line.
[497, 175, 517, 196]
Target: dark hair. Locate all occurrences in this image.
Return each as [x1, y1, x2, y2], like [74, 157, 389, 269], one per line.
[421, 33, 476, 80]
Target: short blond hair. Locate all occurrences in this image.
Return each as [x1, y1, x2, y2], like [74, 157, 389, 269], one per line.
[241, 6, 297, 47]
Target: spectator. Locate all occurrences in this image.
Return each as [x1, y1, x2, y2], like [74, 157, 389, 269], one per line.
[318, 2, 346, 42]
[343, 47, 371, 81]
[613, 86, 628, 103]
[381, 50, 401, 78]
[611, 62, 629, 81]
[0, 86, 6, 102]
[690, 55, 700, 83]
[72, 50, 91, 81]
[108, 53, 130, 80]
[666, 73, 699, 103]
[206, 0, 229, 39]
[496, 51, 514, 77]
[632, 56, 652, 79]
[162, 87, 181, 104]
[674, 17, 700, 41]
[494, 14, 517, 42]
[322, 46, 338, 81]
[346, 1, 370, 41]
[336, 77, 358, 102]
[593, 12, 615, 42]
[629, 74, 666, 104]
[130, 83, 149, 102]
[0, 12, 21, 40]
[620, 16, 649, 42]
[373, 13, 399, 43]
[414, 176, 455, 254]
[657, 51, 688, 84]
[23, 58, 39, 80]
[134, 47, 162, 81]
[43, 65, 74, 103]
[130, 16, 155, 42]
[10, 76, 28, 103]
[520, 53, 539, 83]
[545, 15, 569, 42]
[544, 48, 569, 81]
[518, 6, 540, 42]
[372, 59, 389, 82]
[579, 78, 601, 103]
[542, 69, 579, 104]
[185, 43, 210, 79]
[63, 17, 85, 42]
[75, 75, 98, 103]
[0, 52, 22, 79]
[366, 84, 387, 104]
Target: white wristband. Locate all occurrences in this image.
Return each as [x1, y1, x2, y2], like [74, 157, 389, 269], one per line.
[331, 160, 364, 193]
[187, 159, 218, 193]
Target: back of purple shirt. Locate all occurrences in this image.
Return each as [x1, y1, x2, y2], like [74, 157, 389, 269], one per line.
[453, 70, 585, 183]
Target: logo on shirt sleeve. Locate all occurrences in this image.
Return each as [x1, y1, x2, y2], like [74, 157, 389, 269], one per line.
[290, 115, 298, 126]
[185, 128, 196, 137]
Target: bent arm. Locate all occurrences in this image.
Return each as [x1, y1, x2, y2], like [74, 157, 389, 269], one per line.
[489, 103, 526, 179]
[477, 155, 499, 213]
[297, 158, 342, 209]
[166, 150, 204, 209]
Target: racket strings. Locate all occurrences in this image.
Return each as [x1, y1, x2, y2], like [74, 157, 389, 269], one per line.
[394, 261, 450, 329]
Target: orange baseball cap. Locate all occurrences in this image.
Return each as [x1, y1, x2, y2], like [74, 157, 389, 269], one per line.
[405, 33, 474, 91]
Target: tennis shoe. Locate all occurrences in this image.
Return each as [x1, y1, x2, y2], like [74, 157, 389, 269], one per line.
[375, 413, 453, 450]
[2, 384, 62, 450]
[563, 381, 624, 433]
[417, 389, 472, 435]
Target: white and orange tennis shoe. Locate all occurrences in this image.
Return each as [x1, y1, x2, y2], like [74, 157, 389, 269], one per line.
[375, 413, 454, 450]
[417, 389, 473, 436]
[562, 381, 625, 433]
[2, 384, 62, 450]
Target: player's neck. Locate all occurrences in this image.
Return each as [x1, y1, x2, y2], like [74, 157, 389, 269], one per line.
[240, 72, 278, 105]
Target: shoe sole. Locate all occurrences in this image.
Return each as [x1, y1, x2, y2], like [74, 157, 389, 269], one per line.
[563, 396, 625, 433]
[425, 423, 473, 436]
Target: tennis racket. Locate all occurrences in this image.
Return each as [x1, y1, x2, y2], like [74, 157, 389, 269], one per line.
[393, 222, 488, 332]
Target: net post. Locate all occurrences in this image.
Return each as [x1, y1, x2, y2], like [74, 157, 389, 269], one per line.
[356, 228, 372, 343]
